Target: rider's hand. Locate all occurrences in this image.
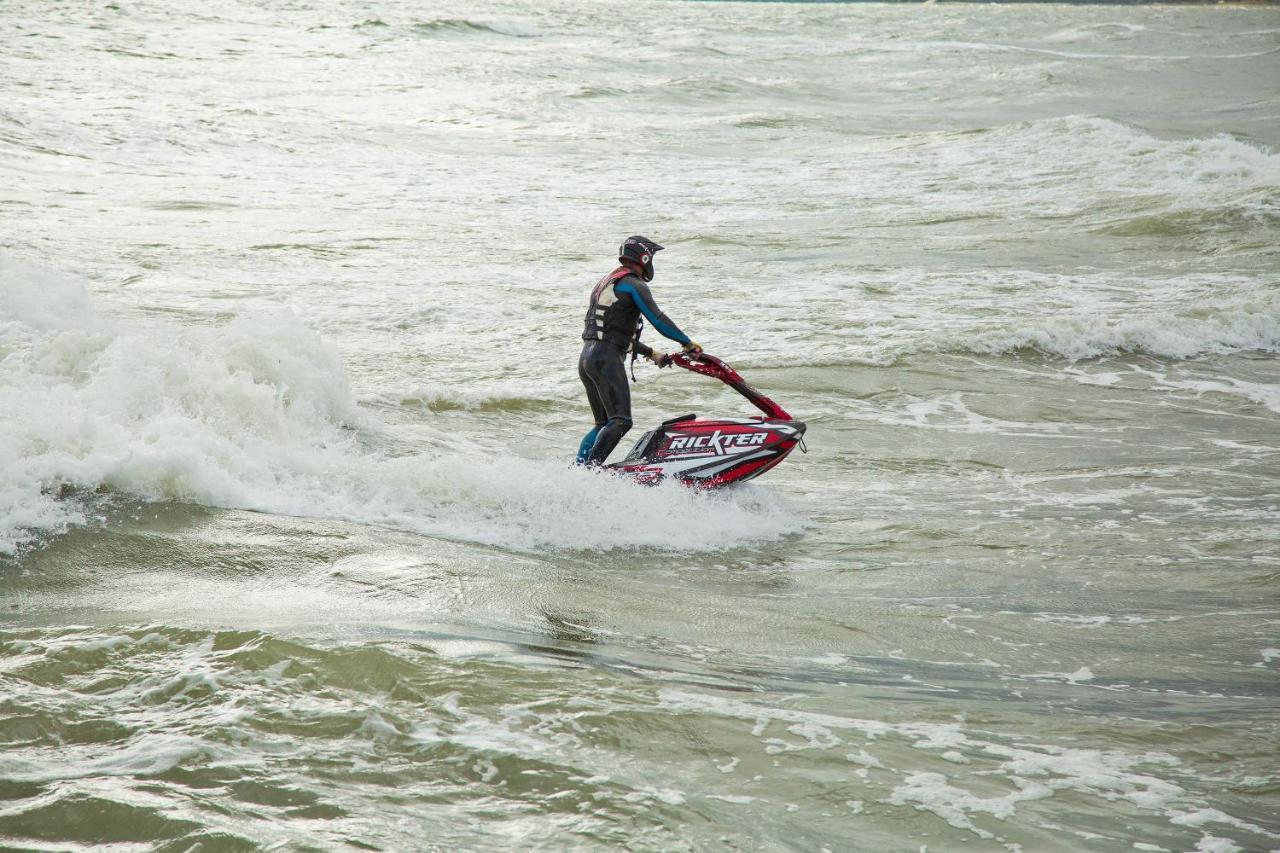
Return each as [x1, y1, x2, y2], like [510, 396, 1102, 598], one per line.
[682, 340, 703, 355]
[649, 351, 672, 368]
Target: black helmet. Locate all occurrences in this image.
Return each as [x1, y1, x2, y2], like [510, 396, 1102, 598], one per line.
[619, 235, 664, 282]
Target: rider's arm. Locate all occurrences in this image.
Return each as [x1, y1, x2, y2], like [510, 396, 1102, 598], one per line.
[616, 280, 692, 346]
[632, 339, 655, 360]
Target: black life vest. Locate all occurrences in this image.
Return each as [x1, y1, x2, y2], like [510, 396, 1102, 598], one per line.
[582, 266, 644, 350]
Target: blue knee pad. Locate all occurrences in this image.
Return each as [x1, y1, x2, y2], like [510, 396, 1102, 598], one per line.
[576, 426, 602, 464]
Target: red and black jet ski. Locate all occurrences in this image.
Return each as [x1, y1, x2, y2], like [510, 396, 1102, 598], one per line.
[607, 353, 806, 489]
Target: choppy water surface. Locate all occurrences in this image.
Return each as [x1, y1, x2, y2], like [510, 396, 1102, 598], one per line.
[2, 1, 1279, 849]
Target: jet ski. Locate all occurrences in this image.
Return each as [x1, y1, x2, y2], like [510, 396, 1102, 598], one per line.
[607, 353, 806, 489]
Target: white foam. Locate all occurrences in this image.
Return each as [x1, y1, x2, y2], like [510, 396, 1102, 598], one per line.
[622, 787, 686, 806]
[812, 653, 849, 666]
[1170, 808, 1280, 840]
[847, 749, 884, 769]
[0, 732, 210, 782]
[1135, 370, 1280, 416]
[958, 299, 1280, 363]
[932, 118, 1280, 363]
[1042, 22, 1146, 44]
[735, 117, 1280, 368]
[887, 771, 1053, 839]
[0, 258, 803, 555]
[948, 116, 1279, 224]
[1023, 667, 1096, 684]
[658, 687, 1243, 841]
[1033, 614, 1113, 629]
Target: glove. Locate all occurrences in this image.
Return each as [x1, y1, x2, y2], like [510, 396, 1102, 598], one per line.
[682, 340, 703, 354]
[649, 351, 672, 368]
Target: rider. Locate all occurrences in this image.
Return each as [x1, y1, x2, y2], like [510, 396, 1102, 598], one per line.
[577, 236, 702, 466]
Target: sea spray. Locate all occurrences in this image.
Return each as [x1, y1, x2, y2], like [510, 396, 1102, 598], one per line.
[0, 258, 801, 556]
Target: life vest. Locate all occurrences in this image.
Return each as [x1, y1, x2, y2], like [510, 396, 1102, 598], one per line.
[582, 266, 644, 349]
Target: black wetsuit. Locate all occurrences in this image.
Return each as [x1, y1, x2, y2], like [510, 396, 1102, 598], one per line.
[577, 266, 691, 465]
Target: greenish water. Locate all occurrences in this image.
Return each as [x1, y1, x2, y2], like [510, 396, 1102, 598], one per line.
[2, 0, 1279, 849]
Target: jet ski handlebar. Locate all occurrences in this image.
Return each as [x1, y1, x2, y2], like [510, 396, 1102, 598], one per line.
[667, 352, 793, 420]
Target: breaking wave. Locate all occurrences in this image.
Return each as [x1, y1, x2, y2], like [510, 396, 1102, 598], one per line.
[351, 18, 538, 38]
[410, 18, 538, 38]
[899, 116, 1280, 233]
[393, 384, 563, 414]
[0, 258, 801, 557]
[738, 276, 1280, 369]
[953, 298, 1280, 362]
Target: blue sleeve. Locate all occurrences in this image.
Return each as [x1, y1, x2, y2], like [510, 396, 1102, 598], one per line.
[616, 281, 691, 346]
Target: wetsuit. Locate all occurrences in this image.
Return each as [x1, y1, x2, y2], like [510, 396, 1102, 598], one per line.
[577, 266, 692, 465]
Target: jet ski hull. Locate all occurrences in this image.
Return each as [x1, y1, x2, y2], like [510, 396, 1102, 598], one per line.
[608, 415, 805, 489]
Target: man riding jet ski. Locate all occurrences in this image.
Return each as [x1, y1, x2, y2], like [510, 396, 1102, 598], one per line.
[576, 236, 702, 466]
[575, 237, 806, 487]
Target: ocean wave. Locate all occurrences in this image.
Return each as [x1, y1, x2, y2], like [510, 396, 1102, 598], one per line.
[719, 259, 1278, 370]
[1042, 22, 1147, 44]
[0, 258, 800, 557]
[394, 385, 562, 414]
[411, 19, 539, 38]
[727, 285, 1280, 370]
[349, 17, 537, 39]
[896, 116, 1280, 234]
[1094, 203, 1278, 241]
[952, 299, 1280, 362]
[652, 74, 807, 104]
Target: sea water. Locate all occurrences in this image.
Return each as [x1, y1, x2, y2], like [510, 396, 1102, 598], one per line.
[2, 1, 1278, 850]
